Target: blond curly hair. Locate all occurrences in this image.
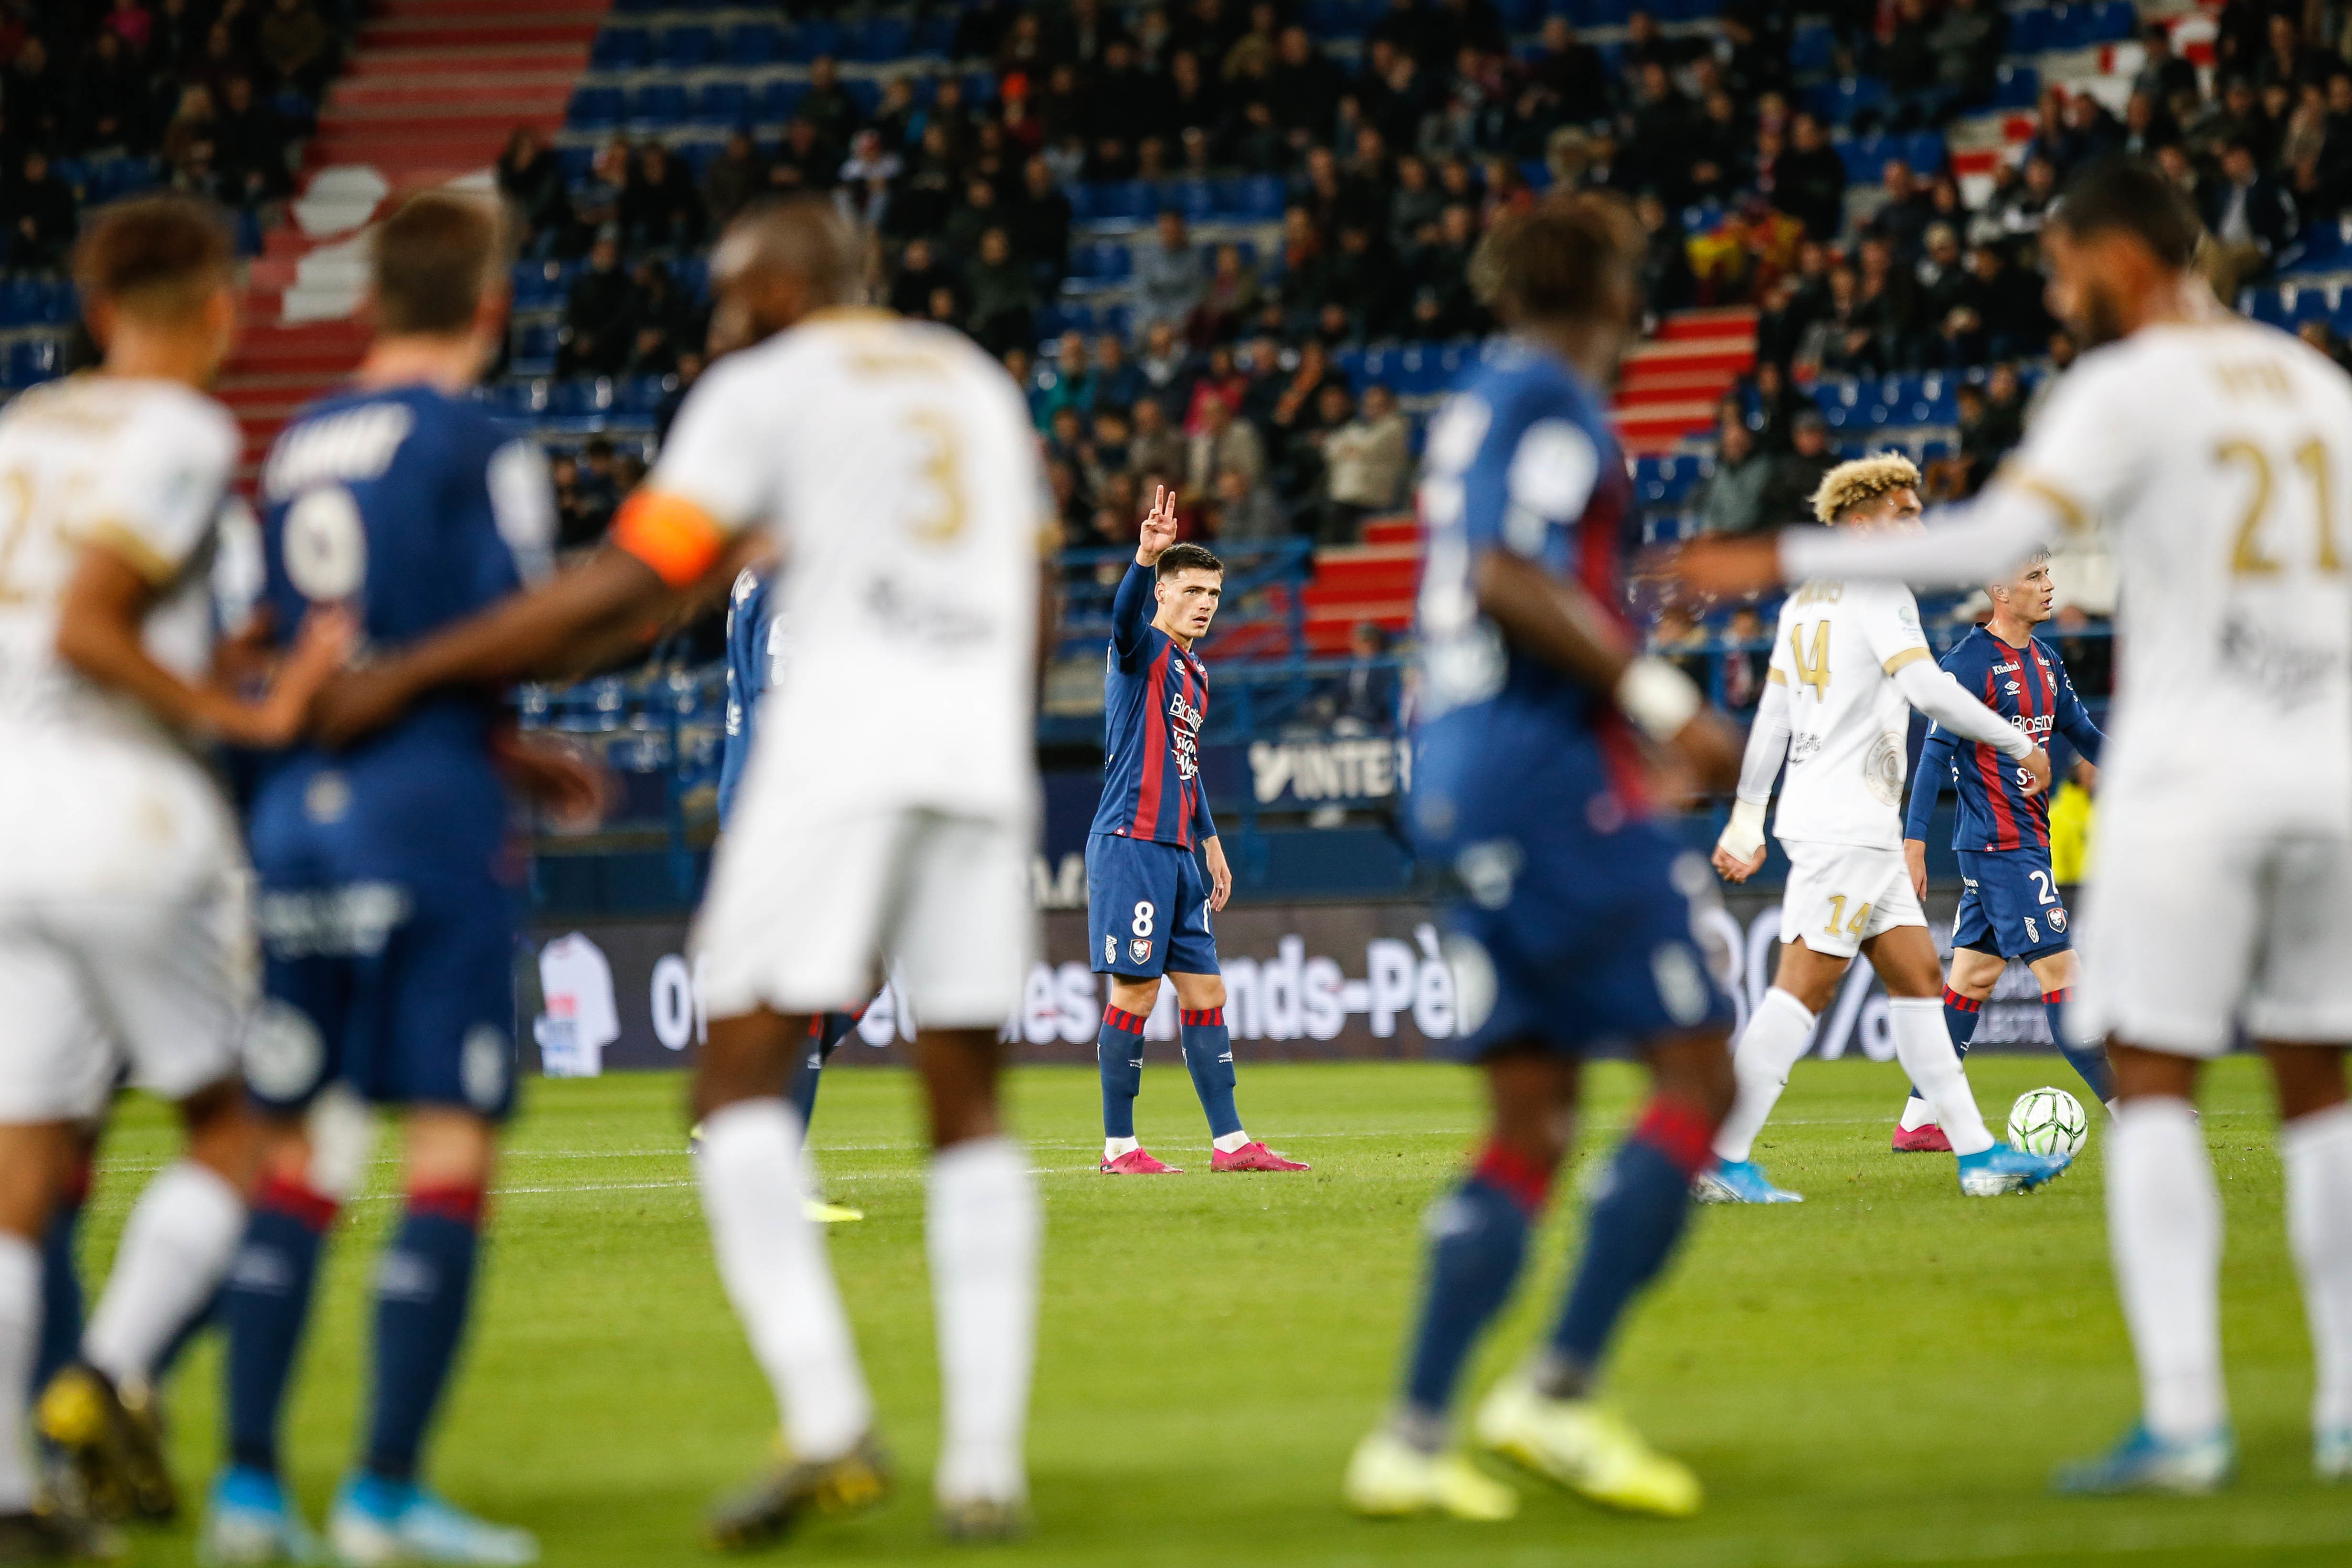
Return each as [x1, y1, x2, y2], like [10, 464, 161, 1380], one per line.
[1811, 452, 1922, 524]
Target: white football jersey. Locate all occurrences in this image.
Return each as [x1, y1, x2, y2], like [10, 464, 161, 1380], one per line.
[0, 375, 241, 745]
[650, 309, 1045, 818]
[2006, 320, 2352, 837]
[1765, 577, 1935, 849]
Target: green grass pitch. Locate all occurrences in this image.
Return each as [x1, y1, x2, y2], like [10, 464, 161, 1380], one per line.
[75, 1056, 2352, 1567]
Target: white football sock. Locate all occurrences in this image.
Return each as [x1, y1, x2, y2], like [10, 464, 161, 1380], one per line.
[2283, 1103, 2352, 1434]
[1104, 1136, 1139, 1162]
[0, 1234, 36, 1512]
[84, 1159, 243, 1389]
[1712, 987, 1817, 1164]
[698, 1100, 872, 1462]
[1212, 1130, 1251, 1153]
[927, 1137, 1039, 1505]
[1898, 1096, 1936, 1132]
[2108, 1097, 2226, 1442]
[1888, 997, 1993, 1155]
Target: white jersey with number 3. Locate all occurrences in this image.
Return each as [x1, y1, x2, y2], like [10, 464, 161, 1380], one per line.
[1765, 577, 1935, 850]
[649, 309, 1044, 820]
[2002, 319, 2352, 837]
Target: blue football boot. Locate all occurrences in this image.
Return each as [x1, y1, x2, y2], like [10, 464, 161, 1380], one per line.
[200, 1466, 319, 1565]
[1956, 1142, 2070, 1196]
[2053, 1422, 2233, 1496]
[328, 1474, 537, 1566]
[1692, 1159, 1804, 1204]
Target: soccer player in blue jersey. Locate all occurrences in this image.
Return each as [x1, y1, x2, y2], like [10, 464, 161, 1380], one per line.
[1343, 195, 1747, 1522]
[1088, 492, 1308, 1174]
[1893, 551, 2112, 1151]
[200, 192, 596, 1567]
[717, 565, 863, 1222]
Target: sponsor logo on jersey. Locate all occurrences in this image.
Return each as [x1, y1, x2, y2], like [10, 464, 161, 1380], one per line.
[2003, 679, 2022, 695]
[2024, 916, 2040, 944]
[1104, 932, 1116, 966]
[2048, 906, 2067, 933]
[1169, 688, 1204, 781]
[1130, 937, 1153, 965]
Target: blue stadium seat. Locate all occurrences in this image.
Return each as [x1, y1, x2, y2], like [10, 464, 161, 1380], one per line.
[851, 16, 912, 61]
[1160, 178, 1217, 222]
[655, 25, 713, 69]
[756, 79, 806, 122]
[668, 254, 710, 299]
[1333, 345, 1367, 383]
[1993, 62, 2039, 109]
[2086, 0, 2137, 42]
[914, 14, 956, 53]
[843, 79, 881, 116]
[510, 320, 560, 376]
[2007, 9, 2051, 55]
[1806, 76, 1886, 127]
[1790, 23, 1835, 75]
[617, 374, 671, 415]
[568, 85, 624, 130]
[558, 145, 594, 181]
[694, 81, 750, 127]
[1836, 134, 1891, 183]
[727, 22, 782, 64]
[1905, 131, 1945, 173]
[1235, 173, 1286, 219]
[511, 260, 572, 311]
[628, 83, 689, 129]
[2, 338, 60, 389]
[590, 27, 650, 69]
[789, 20, 840, 61]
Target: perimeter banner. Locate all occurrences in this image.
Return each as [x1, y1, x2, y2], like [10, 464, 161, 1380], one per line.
[519, 888, 2069, 1075]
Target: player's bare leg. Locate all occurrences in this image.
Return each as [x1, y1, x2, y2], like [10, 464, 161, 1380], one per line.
[695, 1008, 888, 1551]
[1704, 938, 1851, 1200]
[914, 1028, 1038, 1539]
[1099, 972, 1306, 1174]
[42, 1078, 258, 1526]
[2266, 1041, 2352, 1479]
[1899, 947, 2113, 1147]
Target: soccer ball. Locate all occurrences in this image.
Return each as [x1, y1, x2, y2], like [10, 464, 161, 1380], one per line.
[2008, 1087, 2089, 1157]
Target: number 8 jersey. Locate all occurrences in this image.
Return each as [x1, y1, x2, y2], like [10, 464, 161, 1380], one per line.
[1765, 577, 1937, 851]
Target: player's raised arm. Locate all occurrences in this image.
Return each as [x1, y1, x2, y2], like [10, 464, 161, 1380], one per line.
[1861, 588, 2047, 794]
[1110, 485, 1176, 666]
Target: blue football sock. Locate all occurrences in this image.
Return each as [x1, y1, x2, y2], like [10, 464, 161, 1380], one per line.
[1401, 1144, 1548, 1422]
[1546, 1101, 1712, 1393]
[226, 1177, 338, 1476]
[787, 1014, 847, 1131]
[362, 1188, 482, 1482]
[1910, 986, 1983, 1105]
[154, 1285, 222, 1381]
[2045, 988, 2114, 1103]
[1097, 1004, 1147, 1139]
[34, 1184, 85, 1394]
[1179, 1007, 1242, 1138]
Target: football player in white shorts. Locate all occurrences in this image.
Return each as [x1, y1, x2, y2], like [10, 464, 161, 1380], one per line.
[303, 196, 1051, 1544]
[1700, 453, 2070, 1202]
[1677, 158, 2352, 1494]
[0, 197, 347, 1555]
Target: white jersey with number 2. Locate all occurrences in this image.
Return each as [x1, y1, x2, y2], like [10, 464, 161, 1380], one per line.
[1765, 578, 1935, 851]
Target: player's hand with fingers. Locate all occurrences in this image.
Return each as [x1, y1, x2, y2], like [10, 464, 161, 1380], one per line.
[1904, 837, 1928, 901]
[1709, 841, 1767, 884]
[2017, 745, 2052, 798]
[1663, 534, 1782, 603]
[494, 731, 613, 833]
[1202, 834, 1233, 912]
[306, 661, 418, 750]
[241, 604, 358, 748]
[1135, 484, 1180, 567]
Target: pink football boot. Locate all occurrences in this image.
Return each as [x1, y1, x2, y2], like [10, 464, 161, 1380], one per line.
[1890, 1123, 1953, 1153]
[1210, 1141, 1311, 1172]
[1102, 1147, 1184, 1174]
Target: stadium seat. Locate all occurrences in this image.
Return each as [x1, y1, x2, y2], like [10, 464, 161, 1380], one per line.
[913, 14, 957, 54]
[727, 22, 782, 64]
[850, 16, 913, 61]
[789, 20, 840, 61]
[568, 85, 624, 130]
[1993, 63, 2039, 110]
[654, 25, 713, 70]
[2007, 9, 2051, 54]
[510, 321, 560, 376]
[756, 79, 807, 122]
[1790, 23, 1835, 75]
[2087, 0, 2137, 42]
[590, 27, 650, 69]
[1161, 178, 1217, 222]
[694, 81, 750, 127]
[1905, 131, 1945, 173]
[628, 83, 689, 130]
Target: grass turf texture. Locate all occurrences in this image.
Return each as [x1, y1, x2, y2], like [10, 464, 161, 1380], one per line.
[74, 1056, 2348, 1568]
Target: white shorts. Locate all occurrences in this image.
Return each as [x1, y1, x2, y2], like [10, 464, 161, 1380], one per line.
[0, 740, 254, 1123]
[696, 799, 1038, 1029]
[2076, 814, 2352, 1056]
[1777, 838, 1927, 960]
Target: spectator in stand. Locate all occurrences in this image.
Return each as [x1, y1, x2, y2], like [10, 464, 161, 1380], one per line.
[1012, 154, 1072, 281]
[2207, 137, 2299, 292]
[1328, 623, 1399, 732]
[79, 31, 150, 154]
[621, 142, 706, 254]
[1851, 234, 1919, 371]
[4, 38, 68, 155]
[559, 233, 635, 376]
[1040, 331, 1100, 424]
[571, 139, 627, 238]
[1187, 390, 1263, 496]
[213, 75, 291, 205]
[1776, 111, 1847, 239]
[1134, 206, 1208, 333]
[1211, 460, 1287, 544]
[964, 225, 1038, 354]
[1929, 0, 2003, 109]
[498, 127, 574, 260]
[769, 117, 839, 194]
[889, 236, 958, 318]
[1759, 409, 1836, 526]
[5, 150, 78, 272]
[2136, 22, 2201, 107]
[1636, 191, 1695, 314]
[699, 130, 766, 231]
[1094, 331, 1145, 411]
[837, 127, 902, 230]
[259, 0, 331, 102]
[1866, 159, 1934, 259]
[1694, 415, 1773, 537]
[1187, 241, 1262, 344]
[1319, 382, 1408, 542]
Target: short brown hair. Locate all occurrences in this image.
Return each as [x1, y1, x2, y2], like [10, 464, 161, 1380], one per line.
[1156, 542, 1223, 579]
[371, 191, 509, 336]
[1812, 452, 1922, 523]
[73, 194, 234, 324]
[716, 194, 863, 306]
[1469, 191, 1642, 327]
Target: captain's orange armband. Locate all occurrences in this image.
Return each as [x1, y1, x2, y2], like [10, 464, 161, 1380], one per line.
[612, 490, 729, 588]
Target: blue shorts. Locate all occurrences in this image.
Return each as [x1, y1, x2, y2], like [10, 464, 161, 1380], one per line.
[1086, 832, 1219, 979]
[245, 877, 520, 1122]
[1434, 816, 1732, 1060]
[1952, 848, 2072, 962]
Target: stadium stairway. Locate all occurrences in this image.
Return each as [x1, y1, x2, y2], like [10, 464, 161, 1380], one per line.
[1612, 307, 1756, 455]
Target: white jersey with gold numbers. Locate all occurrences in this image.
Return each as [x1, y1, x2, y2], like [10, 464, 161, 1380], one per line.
[647, 309, 1044, 821]
[1764, 578, 1935, 850]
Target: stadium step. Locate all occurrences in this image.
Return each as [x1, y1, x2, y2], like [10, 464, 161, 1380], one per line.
[1609, 306, 1756, 453]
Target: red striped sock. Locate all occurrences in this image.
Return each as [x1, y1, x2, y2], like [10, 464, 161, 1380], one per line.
[1178, 1006, 1222, 1027]
[1473, 1140, 1555, 1216]
[1943, 987, 1983, 1013]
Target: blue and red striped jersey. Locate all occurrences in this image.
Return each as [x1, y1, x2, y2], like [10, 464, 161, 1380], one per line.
[1410, 338, 1650, 845]
[1903, 625, 2104, 851]
[1090, 562, 1218, 848]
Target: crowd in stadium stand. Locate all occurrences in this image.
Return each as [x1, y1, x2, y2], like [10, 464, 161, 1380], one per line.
[472, 1, 2352, 567]
[0, 0, 353, 268]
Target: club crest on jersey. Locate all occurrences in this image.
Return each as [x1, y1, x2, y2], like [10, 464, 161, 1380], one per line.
[2048, 906, 2068, 933]
[1131, 937, 1153, 965]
